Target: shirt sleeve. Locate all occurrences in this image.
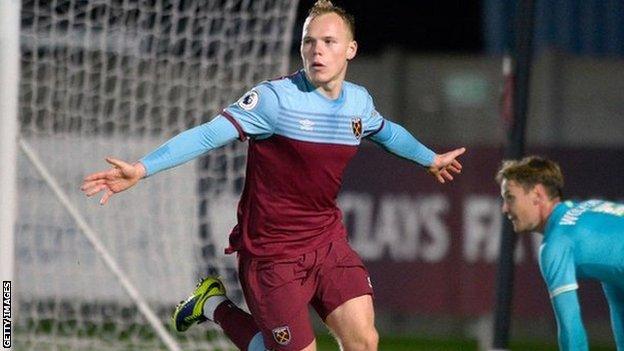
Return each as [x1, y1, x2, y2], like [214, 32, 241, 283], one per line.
[551, 290, 589, 351]
[539, 238, 587, 351]
[539, 239, 579, 298]
[139, 115, 239, 177]
[367, 119, 436, 167]
[221, 83, 280, 139]
[360, 93, 384, 137]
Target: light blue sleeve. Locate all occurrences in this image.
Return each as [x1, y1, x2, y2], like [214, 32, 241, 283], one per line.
[539, 239, 578, 298]
[222, 83, 280, 139]
[539, 238, 586, 351]
[360, 94, 384, 137]
[139, 115, 239, 177]
[602, 283, 624, 349]
[368, 119, 436, 167]
[551, 291, 589, 351]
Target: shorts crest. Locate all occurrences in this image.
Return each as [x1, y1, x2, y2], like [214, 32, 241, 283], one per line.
[272, 326, 291, 345]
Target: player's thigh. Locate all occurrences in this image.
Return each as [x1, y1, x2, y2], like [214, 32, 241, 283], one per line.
[314, 240, 377, 349]
[602, 283, 624, 346]
[312, 239, 374, 320]
[325, 294, 377, 350]
[239, 256, 317, 351]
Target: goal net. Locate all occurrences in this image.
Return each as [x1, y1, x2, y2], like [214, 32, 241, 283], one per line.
[13, 0, 299, 350]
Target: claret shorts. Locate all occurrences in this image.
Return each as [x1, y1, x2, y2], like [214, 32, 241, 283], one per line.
[238, 238, 374, 350]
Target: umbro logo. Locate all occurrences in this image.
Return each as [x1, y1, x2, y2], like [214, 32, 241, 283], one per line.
[299, 119, 315, 131]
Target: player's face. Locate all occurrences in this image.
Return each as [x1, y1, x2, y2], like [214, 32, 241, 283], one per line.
[300, 13, 357, 90]
[500, 179, 542, 233]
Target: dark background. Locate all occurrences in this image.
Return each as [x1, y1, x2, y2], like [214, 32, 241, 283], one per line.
[293, 0, 624, 57]
[293, 0, 484, 54]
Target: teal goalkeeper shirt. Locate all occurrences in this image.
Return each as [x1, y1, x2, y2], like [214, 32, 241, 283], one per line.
[539, 200, 624, 351]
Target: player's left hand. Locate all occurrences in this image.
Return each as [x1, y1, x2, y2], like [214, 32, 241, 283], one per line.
[428, 147, 466, 183]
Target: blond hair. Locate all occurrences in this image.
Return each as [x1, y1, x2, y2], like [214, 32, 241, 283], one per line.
[496, 156, 564, 199]
[307, 0, 355, 39]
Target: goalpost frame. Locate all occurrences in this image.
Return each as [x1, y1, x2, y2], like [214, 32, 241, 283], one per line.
[491, 0, 537, 349]
[0, 2, 182, 350]
[0, 0, 20, 301]
[3, 1, 301, 349]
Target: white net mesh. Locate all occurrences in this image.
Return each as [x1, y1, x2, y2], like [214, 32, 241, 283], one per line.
[15, 0, 299, 349]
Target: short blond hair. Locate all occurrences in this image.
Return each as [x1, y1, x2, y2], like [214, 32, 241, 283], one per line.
[307, 0, 355, 39]
[496, 156, 564, 199]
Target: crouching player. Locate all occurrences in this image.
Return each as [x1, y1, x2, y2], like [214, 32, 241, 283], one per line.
[496, 156, 624, 351]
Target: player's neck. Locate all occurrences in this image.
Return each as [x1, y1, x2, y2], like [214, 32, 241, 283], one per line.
[303, 70, 346, 100]
[538, 198, 561, 233]
[317, 80, 343, 100]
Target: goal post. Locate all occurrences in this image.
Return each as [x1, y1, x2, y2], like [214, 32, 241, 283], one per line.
[18, 138, 181, 351]
[0, 0, 21, 306]
[7, 1, 300, 350]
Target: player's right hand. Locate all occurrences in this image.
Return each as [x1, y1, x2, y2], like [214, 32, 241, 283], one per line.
[80, 157, 146, 205]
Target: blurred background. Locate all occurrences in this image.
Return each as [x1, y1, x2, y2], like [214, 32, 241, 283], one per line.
[5, 0, 623, 350]
[292, 0, 624, 147]
[291, 0, 624, 350]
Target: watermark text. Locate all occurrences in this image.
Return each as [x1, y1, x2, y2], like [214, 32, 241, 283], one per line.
[2, 281, 11, 348]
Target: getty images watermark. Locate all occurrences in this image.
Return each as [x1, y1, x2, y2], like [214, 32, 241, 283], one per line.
[2, 281, 10, 348]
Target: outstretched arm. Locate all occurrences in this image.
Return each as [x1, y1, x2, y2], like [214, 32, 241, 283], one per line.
[81, 115, 239, 204]
[551, 291, 589, 351]
[368, 120, 465, 183]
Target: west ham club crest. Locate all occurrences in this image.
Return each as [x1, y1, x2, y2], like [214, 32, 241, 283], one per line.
[351, 117, 362, 140]
[272, 326, 291, 345]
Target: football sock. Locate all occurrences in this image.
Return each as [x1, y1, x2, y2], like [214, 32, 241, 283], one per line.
[213, 300, 262, 351]
[202, 295, 227, 321]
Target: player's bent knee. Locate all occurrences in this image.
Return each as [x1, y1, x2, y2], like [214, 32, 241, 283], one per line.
[340, 328, 378, 351]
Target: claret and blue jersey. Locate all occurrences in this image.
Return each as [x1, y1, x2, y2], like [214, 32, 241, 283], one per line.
[222, 70, 383, 145]
[539, 200, 624, 350]
[140, 70, 436, 260]
[222, 70, 433, 258]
